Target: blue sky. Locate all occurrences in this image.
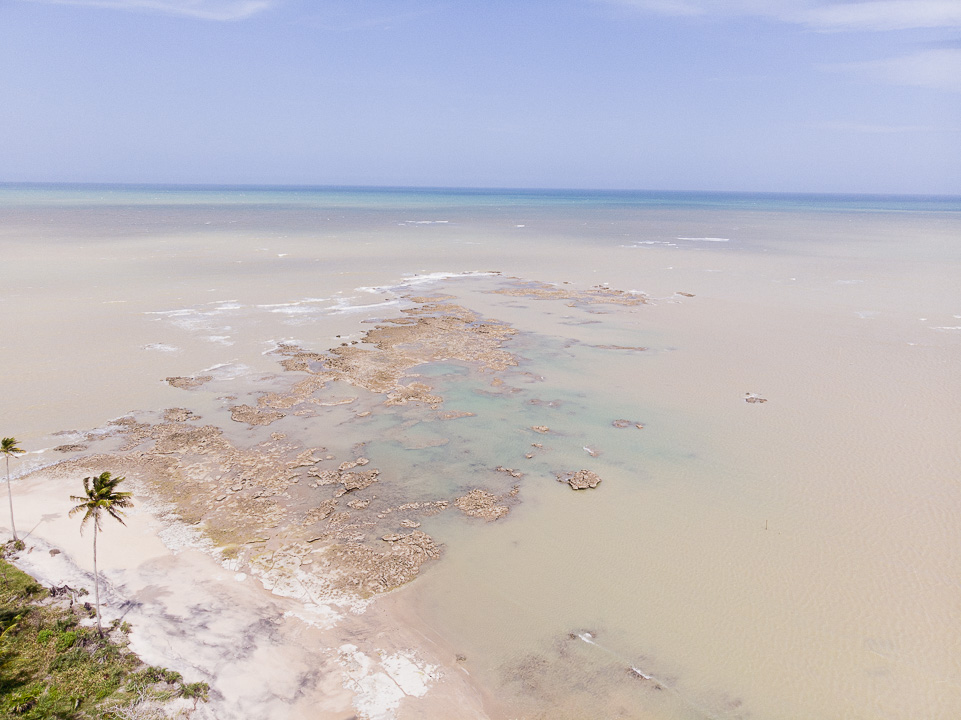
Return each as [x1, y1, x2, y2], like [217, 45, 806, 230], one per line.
[1, 0, 959, 193]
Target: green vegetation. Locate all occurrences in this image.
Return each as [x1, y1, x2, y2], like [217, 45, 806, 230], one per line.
[0, 556, 209, 719]
[68, 473, 133, 635]
[1, 439, 25, 545]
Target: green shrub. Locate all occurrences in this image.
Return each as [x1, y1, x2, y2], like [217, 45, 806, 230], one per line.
[0, 559, 210, 718]
[48, 646, 86, 672]
[179, 681, 210, 703]
[19, 582, 42, 598]
[4, 684, 42, 714]
[95, 643, 123, 662]
[139, 666, 166, 683]
[55, 630, 77, 651]
[53, 616, 77, 633]
[0, 608, 24, 635]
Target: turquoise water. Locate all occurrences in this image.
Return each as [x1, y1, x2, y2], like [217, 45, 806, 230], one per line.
[3, 182, 960, 213]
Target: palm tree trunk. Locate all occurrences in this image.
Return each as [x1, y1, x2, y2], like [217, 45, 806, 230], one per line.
[5, 455, 17, 543]
[93, 527, 102, 635]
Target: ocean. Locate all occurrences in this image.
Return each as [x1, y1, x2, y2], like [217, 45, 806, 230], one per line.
[2, 184, 959, 719]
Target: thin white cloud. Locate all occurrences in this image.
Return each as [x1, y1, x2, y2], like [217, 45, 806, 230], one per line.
[18, 0, 277, 21]
[301, 2, 447, 33]
[814, 121, 943, 134]
[800, 1, 961, 32]
[598, 1, 792, 19]
[825, 48, 961, 92]
[607, 0, 706, 15]
[599, 0, 961, 31]
[600, 1, 961, 92]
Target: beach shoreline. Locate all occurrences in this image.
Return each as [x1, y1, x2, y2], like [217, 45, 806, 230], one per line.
[2, 275, 645, 719]
[6, 467, 493, 719]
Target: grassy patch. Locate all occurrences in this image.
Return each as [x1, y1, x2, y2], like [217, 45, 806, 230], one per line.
[0, 557, 209, 719]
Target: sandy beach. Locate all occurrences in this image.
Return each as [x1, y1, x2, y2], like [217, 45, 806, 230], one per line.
[8, 466, 494, 720]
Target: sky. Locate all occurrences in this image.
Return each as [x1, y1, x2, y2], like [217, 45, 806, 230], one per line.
[0, 0, 959, 194]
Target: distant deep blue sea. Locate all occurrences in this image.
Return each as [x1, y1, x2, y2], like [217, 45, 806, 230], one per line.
[1, 182, 959, 214]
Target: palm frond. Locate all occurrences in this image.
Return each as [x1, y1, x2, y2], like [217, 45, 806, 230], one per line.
[70, 472, 134, 534]
[1, 437, 25, 456]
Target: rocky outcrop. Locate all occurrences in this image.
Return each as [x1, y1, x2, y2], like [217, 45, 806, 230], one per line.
[560, 470, 602, 490]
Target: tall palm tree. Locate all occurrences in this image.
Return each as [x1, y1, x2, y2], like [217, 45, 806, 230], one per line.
[69, 472, 133, 635]
[1, 438, 26, 544]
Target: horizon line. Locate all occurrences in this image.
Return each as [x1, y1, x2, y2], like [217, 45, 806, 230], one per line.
[2, 180, 960, 200]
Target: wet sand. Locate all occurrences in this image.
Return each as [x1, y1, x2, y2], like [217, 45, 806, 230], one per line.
[11, 468, 490, 720]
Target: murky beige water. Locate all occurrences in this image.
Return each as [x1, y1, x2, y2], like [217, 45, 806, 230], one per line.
[1, 188, 959, 718]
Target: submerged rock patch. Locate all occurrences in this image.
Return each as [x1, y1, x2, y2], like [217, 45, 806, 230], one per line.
[491, 280, 649, 307]
[560, 470, 603, 490]
[229, 404, 286, 426]
[454, 489, 510, 521]
[269, 299, 518, 412]
[163, 407, 197, 423]
[326, 530, 441, 596]
[165, 375, 212, 389]
[37, 276, 653, 605]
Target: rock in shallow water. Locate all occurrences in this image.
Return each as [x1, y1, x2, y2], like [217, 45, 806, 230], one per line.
[561, 470, 602, 490]
[454, 489, 510, 521]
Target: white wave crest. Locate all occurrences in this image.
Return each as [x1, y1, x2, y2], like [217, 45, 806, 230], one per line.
[676, 237, 730, 242]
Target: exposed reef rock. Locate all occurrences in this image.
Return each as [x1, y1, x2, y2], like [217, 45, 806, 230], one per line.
[37, 418, 449, 600]
[165, 375, 212, 389]
[163, 407, 197, 423]
[436, 410, 476, 420]
[406, 295, 456, 303]
[256, 376, 333, 410]
[325, 530, 442, 596]
[560, 470, 603, 490]
[302, 500, 338, 525]
[31, 296, 529, 601]
[454, 489, 511, 521]
[306, 464, 381, 498]
[744, 393, 768, 404]
[38, 278, 652, 606]
[268, 299, 518, 412]
[229, 404, 286, 426]
[593, 344, 648, 351]
[491, 280, 649, 306]
[611, 419, 644, 429]
[337, 469, 381, 495]
[386, 382, 443, 408]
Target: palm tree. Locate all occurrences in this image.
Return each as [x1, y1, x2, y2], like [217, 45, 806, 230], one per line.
[69, 472, 133, 635]
[1, 438, 26, 544]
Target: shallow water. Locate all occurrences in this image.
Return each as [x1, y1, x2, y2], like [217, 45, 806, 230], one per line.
[1, 185, 959, 719]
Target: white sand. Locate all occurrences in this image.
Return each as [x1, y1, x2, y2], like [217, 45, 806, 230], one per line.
[5, 471, 489, 719]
